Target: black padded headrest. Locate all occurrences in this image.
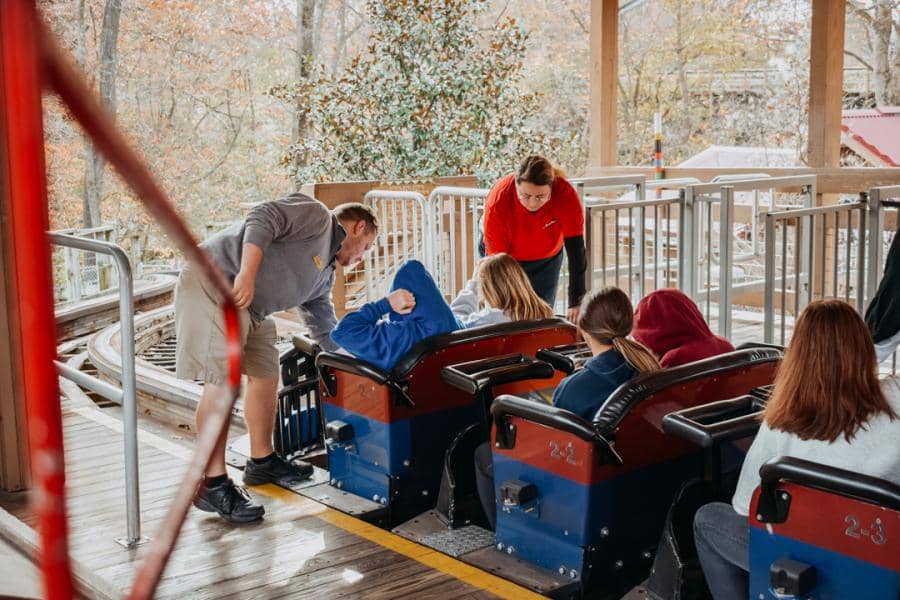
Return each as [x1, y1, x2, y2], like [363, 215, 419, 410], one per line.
[390, 317, 574, 378]
[592, 348, 782, 435]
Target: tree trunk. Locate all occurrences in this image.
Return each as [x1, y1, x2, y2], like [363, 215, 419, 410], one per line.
[871, 0, 893, 106]
[82, 0, 122, 228]
[291, 0, 317, 188]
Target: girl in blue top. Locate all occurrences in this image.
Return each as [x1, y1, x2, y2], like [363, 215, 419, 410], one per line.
[553, 287, 661, 420]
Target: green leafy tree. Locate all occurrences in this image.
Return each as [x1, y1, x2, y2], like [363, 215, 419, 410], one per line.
[270, 0, 566, 184]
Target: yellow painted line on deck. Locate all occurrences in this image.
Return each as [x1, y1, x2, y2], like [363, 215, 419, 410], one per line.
[69, 406, 547, 599]
[254, 483, 546, 600]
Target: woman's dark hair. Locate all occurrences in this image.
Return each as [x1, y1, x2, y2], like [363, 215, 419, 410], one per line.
[578, 287, 660, 373]
[765, 299, 896, 442]
[516, 155, 567, 187]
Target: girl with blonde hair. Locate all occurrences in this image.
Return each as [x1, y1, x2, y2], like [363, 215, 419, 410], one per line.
[451, 253, 553, 328]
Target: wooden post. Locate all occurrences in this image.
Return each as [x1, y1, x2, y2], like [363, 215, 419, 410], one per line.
[589, 0, 618, 168]
[0, 181, 30, 492]
[807, 0, 846, 171]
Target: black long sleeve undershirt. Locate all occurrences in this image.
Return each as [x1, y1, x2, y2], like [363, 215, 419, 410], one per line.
[564, 235, 587, 308]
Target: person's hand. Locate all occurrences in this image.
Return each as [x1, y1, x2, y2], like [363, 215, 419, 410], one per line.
[388, 289, 416, 314]
[232, 270, 256, 309]
[566, 305, 580, 324]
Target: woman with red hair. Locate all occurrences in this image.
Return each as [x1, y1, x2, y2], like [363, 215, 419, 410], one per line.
[693, 300, 900, 599]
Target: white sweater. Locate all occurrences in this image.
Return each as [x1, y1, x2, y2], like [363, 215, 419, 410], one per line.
[732, 376, 900, 516]
[450, 278, 511, 328]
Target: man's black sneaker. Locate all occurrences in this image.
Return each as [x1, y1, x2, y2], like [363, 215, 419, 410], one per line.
[243, 455, 314, 486]
[193, 477, 265, 523]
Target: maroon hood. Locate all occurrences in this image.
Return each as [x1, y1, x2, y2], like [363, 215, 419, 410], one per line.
[633, 289, 734, 367]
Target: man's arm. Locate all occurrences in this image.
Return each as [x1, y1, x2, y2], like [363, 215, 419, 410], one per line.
[297, 291, 340, 352]
[233, 243, 263, 309]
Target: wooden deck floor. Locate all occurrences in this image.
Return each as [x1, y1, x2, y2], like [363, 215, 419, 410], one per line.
[0, 404, 542, 599]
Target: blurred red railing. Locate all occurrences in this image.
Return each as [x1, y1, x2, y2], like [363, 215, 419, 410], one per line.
[0, 2, 244, 598]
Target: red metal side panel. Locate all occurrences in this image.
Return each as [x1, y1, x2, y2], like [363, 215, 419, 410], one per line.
[750, 484, 900, 572]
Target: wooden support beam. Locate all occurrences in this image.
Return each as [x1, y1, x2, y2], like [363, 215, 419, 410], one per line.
[807, 0, 846, 169]
[589, 0, 618, 168]
[0, 154, 30, 493]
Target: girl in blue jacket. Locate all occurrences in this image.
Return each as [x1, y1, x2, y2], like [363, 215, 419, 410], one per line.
[553, 287, 661, 420]
[330, 260, 460, 371]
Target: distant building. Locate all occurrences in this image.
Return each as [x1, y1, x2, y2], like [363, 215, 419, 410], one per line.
[841, 107, 900, 167]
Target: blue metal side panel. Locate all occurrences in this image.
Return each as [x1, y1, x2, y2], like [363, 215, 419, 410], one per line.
[322, 402, 481, 513]
[493, 452, 704, 578]
[749, 529, 900, 600]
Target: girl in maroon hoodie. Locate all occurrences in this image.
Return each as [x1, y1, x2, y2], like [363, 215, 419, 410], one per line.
[632, 289, 734, 368]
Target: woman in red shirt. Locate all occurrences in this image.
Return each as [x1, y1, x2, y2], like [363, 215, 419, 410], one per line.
[481, 156, 587, 321]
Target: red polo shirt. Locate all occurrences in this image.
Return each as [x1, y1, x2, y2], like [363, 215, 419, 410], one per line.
[482, 173, 584, 261]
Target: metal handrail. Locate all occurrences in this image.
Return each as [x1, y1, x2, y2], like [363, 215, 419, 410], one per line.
[49, 232, 143, 548]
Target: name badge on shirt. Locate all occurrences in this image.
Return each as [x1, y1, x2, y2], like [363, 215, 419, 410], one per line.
[313, 255, 325, 271]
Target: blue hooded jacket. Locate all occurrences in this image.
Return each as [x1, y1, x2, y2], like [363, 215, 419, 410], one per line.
[330, 260, 461, 371]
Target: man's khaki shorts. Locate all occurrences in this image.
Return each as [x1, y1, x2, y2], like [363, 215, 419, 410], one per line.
[174, 265, 279, 384]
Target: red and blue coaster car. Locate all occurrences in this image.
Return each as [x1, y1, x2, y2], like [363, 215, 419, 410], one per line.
[315, 318, 576, 525]
[750, 457, 900, 599]
[490, 348, 782, 591]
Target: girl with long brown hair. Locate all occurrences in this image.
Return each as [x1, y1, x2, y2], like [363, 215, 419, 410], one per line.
[694, 299, 900, 599]
[552, 287, 661, 419]
[450, 253, 553, 327]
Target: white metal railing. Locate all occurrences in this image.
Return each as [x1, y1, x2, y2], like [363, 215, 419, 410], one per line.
[684, 175, 816, 340]
[428, 186, 489, 296]
[585, 194, 683, 303]
[49, 233, 145, 548]
[362, 190, 432, 302]
[52, 225, 116, 302]
[763, 198, 867, 345]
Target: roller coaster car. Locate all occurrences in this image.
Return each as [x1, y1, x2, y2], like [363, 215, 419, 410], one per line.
[489, 348, 782, 594]
[749, 457, 900, 600]
[313, 318, 577, 525]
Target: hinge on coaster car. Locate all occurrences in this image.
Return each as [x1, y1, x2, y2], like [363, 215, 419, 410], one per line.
[389, 380, 415, 408]
[757, 487, 792, 524]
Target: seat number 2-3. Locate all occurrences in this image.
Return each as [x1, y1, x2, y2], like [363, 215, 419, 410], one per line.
[844, 515, 887, 545]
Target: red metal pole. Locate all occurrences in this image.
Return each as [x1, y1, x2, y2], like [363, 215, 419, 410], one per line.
[0, 1, 75, 598]
[37, 19, 243, 599]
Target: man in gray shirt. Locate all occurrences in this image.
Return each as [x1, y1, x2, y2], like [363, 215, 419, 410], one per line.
[175, 194, 377, 522]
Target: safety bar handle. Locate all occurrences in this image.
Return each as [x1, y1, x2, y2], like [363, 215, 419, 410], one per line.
[536, 342, 591, 375]
[441, 353, 555, 396]
[662, 394, 765, 449]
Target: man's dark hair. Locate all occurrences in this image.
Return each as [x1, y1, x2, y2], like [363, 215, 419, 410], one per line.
[334, 202, 378, 234]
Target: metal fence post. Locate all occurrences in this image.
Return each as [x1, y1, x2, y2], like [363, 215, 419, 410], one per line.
[718, 186, 734, 340]
[865, 187, 883, 307]
[763, 212, 776, 344]
[49, 233, 143, 548]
